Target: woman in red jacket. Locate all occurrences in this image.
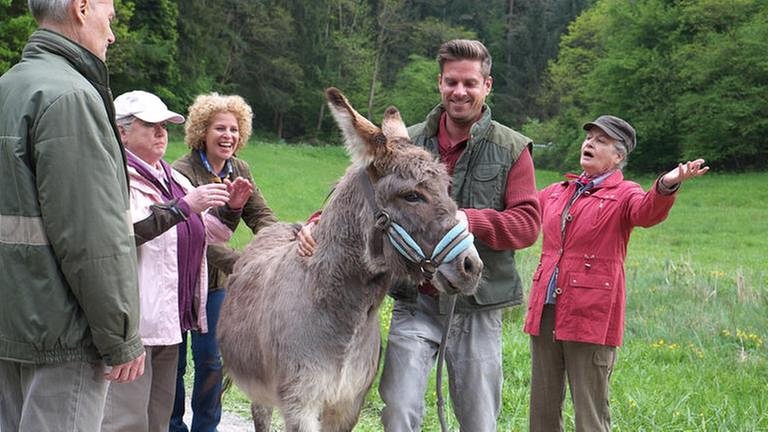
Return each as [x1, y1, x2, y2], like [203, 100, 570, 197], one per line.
[524, 115, 708, 431]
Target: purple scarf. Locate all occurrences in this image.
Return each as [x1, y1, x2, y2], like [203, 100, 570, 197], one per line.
[126, 152, 206, 332]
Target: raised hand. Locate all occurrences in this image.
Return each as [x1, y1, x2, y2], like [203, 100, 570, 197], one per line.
[224, 177, 254, 210]
[661, 158, 709, 186]
[183, 183, 230, 214]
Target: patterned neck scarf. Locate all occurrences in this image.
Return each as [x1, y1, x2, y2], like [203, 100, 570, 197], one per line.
[198, 149, 233, 183]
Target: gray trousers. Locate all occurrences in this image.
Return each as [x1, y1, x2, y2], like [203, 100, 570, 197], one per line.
[0, 359, 109, 432]
[379, 294, 503, 432]
[101, 344, 178, 432]
[529, 305, 616, 432]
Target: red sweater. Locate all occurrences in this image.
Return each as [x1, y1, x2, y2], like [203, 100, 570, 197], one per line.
[437, 118, 540, 251]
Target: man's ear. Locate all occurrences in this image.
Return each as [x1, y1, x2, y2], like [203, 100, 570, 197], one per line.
[484, 75, 493, 94]
[71, 0, 90, 25]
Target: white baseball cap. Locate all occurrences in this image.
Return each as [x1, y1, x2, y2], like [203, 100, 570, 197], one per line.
[114, 90, 185, 124]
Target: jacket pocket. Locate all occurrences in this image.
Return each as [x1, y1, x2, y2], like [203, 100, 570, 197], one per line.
[568, 272, 613, 290]
[564, 271, 614, 323]
[469, 163, 502, 208]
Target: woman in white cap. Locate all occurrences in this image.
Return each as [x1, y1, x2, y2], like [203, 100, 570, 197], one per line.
[101, 90, 253, 432]
[524, 115, 708, 431]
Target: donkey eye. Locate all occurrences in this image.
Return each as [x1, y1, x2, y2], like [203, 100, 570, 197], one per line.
[402, 192, 425, 203]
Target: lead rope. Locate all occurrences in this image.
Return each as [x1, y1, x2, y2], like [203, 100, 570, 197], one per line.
[436, 294, 457, 432]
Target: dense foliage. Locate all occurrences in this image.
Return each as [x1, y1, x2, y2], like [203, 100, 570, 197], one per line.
[0, 0, 586, 136]
[1, 0, 765, 172]
[533, 0, 768, 172]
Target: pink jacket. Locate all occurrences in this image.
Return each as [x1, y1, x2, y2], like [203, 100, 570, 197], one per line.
[523, 171, 676, 346]
[128, 166, 232, 346]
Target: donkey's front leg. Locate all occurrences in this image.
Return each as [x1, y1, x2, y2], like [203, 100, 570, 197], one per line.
[251, 403, 273, 432]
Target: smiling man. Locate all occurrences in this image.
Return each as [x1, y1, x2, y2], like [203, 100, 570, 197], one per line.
[0, 0, 146, 430]
[377, 39, 542, 432]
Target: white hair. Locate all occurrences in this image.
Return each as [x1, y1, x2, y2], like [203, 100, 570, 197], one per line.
[614, 140, 629, 170]
[28, 0, 75, 24]
[115, 115, 135, 131]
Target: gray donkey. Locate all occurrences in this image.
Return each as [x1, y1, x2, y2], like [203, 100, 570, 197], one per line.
[217, 88, 483, 432]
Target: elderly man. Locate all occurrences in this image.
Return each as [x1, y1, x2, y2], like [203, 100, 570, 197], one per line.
[0, 1, 145, 430]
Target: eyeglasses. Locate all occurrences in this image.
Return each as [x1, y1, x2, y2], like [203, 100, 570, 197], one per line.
[135, 119, 168, 130]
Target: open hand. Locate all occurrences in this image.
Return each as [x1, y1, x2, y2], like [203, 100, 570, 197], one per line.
[661, 159, 709, 186]
[225, 177, 254, 210]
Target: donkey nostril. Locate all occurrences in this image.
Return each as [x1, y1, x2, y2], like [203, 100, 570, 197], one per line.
[463, 256, 473, 273]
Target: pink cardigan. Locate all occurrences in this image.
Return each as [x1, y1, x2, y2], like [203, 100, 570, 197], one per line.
[127, 165, 232, 346]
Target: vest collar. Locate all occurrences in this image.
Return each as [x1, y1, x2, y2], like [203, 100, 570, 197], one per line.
[422, 103, 493, 146]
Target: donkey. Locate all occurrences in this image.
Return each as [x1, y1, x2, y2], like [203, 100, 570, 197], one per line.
[217, 88, 483, 432]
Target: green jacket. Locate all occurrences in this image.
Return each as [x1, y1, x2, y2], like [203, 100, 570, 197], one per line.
[0, 29, 143, 365]
[408, 104, 531, 313]
[173, 151, 277, 290]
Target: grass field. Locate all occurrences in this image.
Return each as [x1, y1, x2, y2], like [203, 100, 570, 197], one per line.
[166, 139, 767, 431]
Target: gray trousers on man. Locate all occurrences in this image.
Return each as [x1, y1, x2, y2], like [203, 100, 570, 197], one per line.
[0, 359, 109, 432]
[379, 294, 503, 432]
[529, 305, 616, 432]
[101, 344, 178, 432]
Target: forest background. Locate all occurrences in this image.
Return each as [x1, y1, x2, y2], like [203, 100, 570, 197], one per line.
[2, 0, 766, 173]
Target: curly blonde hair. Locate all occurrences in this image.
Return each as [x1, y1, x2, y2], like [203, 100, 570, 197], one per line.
[185, 93, 253, 153]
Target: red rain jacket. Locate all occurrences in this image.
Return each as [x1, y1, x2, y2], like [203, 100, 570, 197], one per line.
[523, 171, 676, 346]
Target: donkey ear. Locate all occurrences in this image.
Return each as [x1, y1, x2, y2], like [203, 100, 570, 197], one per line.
[326, 87, 388, 166]
[381, 106, 409, 140]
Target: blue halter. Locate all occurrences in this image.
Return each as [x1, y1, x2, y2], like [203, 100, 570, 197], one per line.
[385, 219, 474, 279]
[360, 168, 474, 280]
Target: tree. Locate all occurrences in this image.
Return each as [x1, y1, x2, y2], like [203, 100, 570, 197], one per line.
[110, 0, 181, 109]
[673, 0, 768, 170]
[0, 0, 35, 73]
[534, 0, 768, 172]
[388, 55, 440, 126]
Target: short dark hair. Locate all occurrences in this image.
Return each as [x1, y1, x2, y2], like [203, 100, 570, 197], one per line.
[437, 39, 492, 78]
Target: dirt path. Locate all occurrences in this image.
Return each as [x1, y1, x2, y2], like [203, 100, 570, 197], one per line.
[181, 398, 254, 432]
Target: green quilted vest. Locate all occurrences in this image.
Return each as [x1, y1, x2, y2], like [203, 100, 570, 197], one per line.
[409, 104, 531, 313]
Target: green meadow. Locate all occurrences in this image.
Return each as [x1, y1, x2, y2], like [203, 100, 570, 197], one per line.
[166, 140, 767, 431]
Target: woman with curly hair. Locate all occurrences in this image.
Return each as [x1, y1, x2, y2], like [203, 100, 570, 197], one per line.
[169, 93, 277, 432]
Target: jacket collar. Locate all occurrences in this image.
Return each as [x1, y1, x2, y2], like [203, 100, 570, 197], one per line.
[25, 29, 110, 92]
[562, 170, 624, 190]
[421, 103, 494, 146]
[25, 29, 128, 188]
